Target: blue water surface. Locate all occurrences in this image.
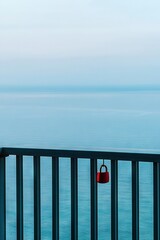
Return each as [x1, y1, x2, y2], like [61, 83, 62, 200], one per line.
[1, 90, 159, 239]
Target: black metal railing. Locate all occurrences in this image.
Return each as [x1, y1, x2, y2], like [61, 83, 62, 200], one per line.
[0, 147, 160, 240]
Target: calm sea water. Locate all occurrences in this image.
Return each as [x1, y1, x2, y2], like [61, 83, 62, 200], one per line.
[1, 90, 160, 240]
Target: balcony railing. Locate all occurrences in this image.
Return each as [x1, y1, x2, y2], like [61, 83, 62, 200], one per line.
[0, 147, 160, 240]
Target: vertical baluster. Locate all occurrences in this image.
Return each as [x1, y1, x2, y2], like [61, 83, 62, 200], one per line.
[52, 157, 59, 240]
[111, 160, 118, 240]
[16, 155, 23, 240]
[153, 162, 160, 240]
[90, 158, 98, 240]
[132, 161, 139, 240]
[34, 156, 41, 240]
[0, 156, 6, 240]
[71, 157, 78, 240]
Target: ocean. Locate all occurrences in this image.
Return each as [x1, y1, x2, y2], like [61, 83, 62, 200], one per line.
[1, 88, 159, 240]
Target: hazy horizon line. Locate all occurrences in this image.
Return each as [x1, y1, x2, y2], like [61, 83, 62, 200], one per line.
[1, 84, 160, 93]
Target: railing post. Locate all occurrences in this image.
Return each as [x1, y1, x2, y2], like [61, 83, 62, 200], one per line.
[52, 157, 59, 240]
[34, 156, 41, 240]
[111, 160, 118, 240]
[153, 162, 160, 240]
[0, 156, 6, 240]
[71, 157, 78, 240]
[132, 161, 139, 240]
[16, 155, 24, 240]
[90, 158, 98, 240]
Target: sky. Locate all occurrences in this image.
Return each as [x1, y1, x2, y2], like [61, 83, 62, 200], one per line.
[0, 0, 160, 87]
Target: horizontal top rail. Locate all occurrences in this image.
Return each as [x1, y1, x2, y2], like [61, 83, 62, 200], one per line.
[1, 147, 160, 162]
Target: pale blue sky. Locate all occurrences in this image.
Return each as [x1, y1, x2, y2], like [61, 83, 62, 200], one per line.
[0, 0, 160, 86]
